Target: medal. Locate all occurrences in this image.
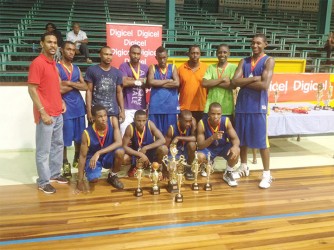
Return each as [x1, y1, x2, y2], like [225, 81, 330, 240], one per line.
[208, 118, 221, 146]
[136, 126, 146, 151]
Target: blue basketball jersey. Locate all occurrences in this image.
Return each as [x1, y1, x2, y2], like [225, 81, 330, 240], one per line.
[56, 63, 86, 120]
[200, 116, 229, 155]
[149, 64, 180, 114]
[129, 121, 155, 150]
[169, 122, 192, 150]
[85, 117, 114, 160]
[235, 55, 269, 114]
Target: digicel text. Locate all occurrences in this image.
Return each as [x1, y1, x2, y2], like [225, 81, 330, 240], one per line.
[137, 30, 160, 38]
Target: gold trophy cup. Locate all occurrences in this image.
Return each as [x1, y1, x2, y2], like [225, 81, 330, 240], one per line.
[191, 151, 200, 190]
[134, 158, 144, 197]
[149, 162, 161, 195]
[314, 83, 324, 110]
[272, 89, 279, 111]
[203, 152, 214, 191]
[323, 85, 333, 110]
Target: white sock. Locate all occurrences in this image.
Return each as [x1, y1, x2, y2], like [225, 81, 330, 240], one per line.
[226, 166, 234, 172]
[110, 171, 117, 176]
[241, 163, 248, 168]
[263, 170, 270, 177]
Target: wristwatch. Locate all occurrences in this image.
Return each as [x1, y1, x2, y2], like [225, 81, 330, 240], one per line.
[134, 80, 142, 86]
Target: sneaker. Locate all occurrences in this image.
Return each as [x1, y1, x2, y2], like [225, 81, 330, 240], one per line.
[72, 159, 79, 169]
[235, 164, 250, 178]
[259, 175, 273, 189]
[62, 162, 72, 178]
[184, 169, 195, 181]
[107, 173, 124, 189]
[38, 184, 56, 194]
[50, 176, 69, 184]
[223, 171, 238, 187]
[201, 169, 207, 177]
[128, 166, 137, 177]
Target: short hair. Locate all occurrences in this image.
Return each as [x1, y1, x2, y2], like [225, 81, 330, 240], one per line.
[129, 44, 141, 52]
[99, 45, 111, 53]
[156, 46, 167, 55]
[253, 33, 267, 43]
[92, 105, 107, 116]
[217, 44, 230, 52]
[134, 110, 147, 118]
[41, 32, 57, 42]
[61, 41, 75, 49]
[72, 22, 80, 28]
[45, 22, 56, 30]
[208, 102, 222, 112]
[188, 44, 201, 53]
[180, 110, 192, 119]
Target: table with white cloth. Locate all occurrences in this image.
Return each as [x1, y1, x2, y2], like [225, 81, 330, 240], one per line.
[267, 103, 334, 136]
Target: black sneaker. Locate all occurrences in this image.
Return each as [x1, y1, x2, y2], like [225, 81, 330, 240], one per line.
[50, 176, 69, 184]
[38, 184, 56, 194]
[184, 168, 195, 181]
[107, 173, 124, 190]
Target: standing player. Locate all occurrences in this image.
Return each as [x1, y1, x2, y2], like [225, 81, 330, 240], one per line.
[119, 45, 149, 135]
[231, 33, 275, 189]
[57, 41, 87, 177]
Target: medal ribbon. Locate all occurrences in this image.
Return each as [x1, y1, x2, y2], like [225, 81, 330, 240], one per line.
[60, 62, 73, 81]
[136, 125, 146, 149]
[129, 63, 140, 80]
[158, 64, 168, 80]
[216, 62, 228, 79]
[94, 124, 108, 147]
[208, 118, 221, 137]
[251, 54, 266, 72]
[177, 121, 186, 148]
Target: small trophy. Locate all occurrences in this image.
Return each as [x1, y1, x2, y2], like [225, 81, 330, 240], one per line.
[191, 151, 200, 190]
[323, 85, 333, 110]
[134, 158, 144, 197]
[314, 83, 324, 110]
[162, 144, 187, 193]
[272, 89, 279, 111]
[203, 152, 214, 191]
[175, 162, 185, 203]
[149, 162, 161, 195]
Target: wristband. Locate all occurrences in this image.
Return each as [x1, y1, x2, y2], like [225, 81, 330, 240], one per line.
[134, 80, 142, 86]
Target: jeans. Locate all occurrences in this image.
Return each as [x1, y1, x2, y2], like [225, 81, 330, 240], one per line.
[36, 115, 64, 187]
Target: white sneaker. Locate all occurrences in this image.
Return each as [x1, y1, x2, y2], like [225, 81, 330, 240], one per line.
[201, 169, 207, 177]
[259, 175, 273, 189]
[223, 171, 238, 187]
[235, 165, 250, 178]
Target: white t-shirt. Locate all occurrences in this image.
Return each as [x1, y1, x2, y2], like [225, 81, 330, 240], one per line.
[66, 30, 88, 49]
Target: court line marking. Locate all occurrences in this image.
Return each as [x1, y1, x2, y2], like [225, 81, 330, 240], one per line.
[1, 209, 334, 246]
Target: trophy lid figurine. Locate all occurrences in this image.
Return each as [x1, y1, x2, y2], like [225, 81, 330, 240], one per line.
[272, 89, 279, 111]
[149, 162, 161, 195]
[134, 158, 144, 197]
[314, 83, 324, 110]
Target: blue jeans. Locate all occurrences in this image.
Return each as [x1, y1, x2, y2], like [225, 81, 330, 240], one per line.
[35, 115, 64, 186]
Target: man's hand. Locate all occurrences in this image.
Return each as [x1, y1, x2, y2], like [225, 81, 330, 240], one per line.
[62, 101, 66, 113]
[87, 111, 93, 123]
[171, 137, 179, 145]
[212, 131, 224, 140]
[119, 110, 125, 124]
[41, 112, 53, 125]
[139, 152, 149, 164]
[75, 180, 89, 194]
[227, 146, 240, 161]
[89, 152, 100, 169]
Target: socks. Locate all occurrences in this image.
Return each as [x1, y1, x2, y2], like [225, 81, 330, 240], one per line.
[263, 170, 271, 177]
[226, 166, 234, 172]
[110, 171, 117, 177]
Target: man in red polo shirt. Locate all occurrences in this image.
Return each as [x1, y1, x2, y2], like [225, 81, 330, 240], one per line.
[28, 32, 68, 194]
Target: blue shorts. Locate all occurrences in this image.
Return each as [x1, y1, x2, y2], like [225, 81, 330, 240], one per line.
[131, 148, 156, 166]
[85, 148, 121, 181]
[148, 114, 177, 136]
[197, 142, 232, 161]
[234, 113, 269, 149]
[63, 116, 86, 146]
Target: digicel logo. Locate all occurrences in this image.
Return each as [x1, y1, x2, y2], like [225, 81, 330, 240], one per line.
[293, 80, 328, 93]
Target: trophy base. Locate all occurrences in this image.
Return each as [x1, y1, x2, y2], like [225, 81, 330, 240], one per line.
[134, 188, 143, 197]
[151, 186, 160, 195]
[191, 183, 200, 191]
[167, 182, 179, 193]
[314, 105, 322, 111]
[272, 106, 278, 111]
[175, 193, 183, 203]
[203, 183, 212, 191]
[323, 106, 331, 110]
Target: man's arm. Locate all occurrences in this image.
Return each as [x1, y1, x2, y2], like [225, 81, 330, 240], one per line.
[85, 82, 93, 123]
[116, 84, 125, 121]
[202, 77, 230, 89]
[162, 65, 180, 89]
[60, 71, 88, 94]
[147, 65, 175, 88]
[28, 84, 53, 125]
[231, 59, 259, 88]
[143, 121, 166, 151]
[165, 125, 173, 147]
[225, 119, 240, 161]
[77, 131, 88, 182]
[122, 124, 146, 158]
[197, 120, 224, 150]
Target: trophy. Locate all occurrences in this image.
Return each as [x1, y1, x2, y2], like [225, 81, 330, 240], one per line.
[134, 158, 144, 197]
[314, 83, 324, 110]
[203, 152, 214, 191]
[149, 162, 161, 195]
[162, 144, 187, 193]
[191, 151, 200, 190]
[323, 85, 333, 110]
[175, 161, 185, 203]
[272, 89, 279, 111]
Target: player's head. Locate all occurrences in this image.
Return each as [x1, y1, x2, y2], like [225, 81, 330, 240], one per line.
[179, 110, 193, 130]
[129, 45, 141, 64]
[134, 110, 147, 131]
[72, 22, 80, 34]
[99, 46, 112, 64]
[216, 44, 230, 64]
[251, 34, 268, 54]
[208, 102, 222, 125]
[91, 105, 108, 127]
[61, 41, 76, 61]
[155, 46, 168, 68]
[188, 44, 201, 64]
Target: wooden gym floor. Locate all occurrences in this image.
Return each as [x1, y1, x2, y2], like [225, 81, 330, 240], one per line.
[0, 165, 334, 249]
